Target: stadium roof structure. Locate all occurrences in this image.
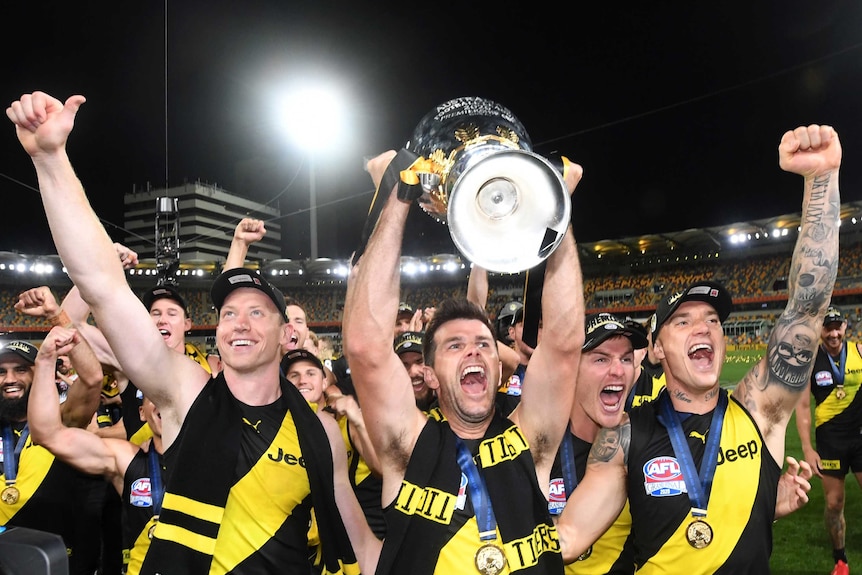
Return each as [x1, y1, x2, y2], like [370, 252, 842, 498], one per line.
[580, 198, 862, 270]
[1, 200, 861, 288]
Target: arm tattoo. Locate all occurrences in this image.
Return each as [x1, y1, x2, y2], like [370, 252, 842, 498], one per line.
[764, 171, 838, 393]
[589, 420, 631, 466]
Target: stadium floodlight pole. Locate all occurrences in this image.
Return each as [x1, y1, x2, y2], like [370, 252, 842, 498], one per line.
[279, 85, 345, 261]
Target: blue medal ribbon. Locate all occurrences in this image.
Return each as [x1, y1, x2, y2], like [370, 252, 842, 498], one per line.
[549, 431, 578, 516]
[824, 342, 846, 386]
[147, 445, 164, 516]
[455, 437, 499, 541]
[657, 390, 727, 517]
[1, 423, 28, 488]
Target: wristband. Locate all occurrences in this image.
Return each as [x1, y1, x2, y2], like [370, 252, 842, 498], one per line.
[49, 310, 73, 328]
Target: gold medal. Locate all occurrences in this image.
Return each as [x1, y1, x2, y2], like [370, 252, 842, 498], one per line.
[577, 545, 593, 561]
[475, 542, 506, 575]
[836, 386, 847, 400]
[686, 519, 713, 549]
[1, 486, 19, 505]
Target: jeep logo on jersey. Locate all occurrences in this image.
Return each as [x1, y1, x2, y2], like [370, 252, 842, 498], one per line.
[130, 477, 153, 507]
[643, 456, 687, 497]
[815, 371, 834, 386]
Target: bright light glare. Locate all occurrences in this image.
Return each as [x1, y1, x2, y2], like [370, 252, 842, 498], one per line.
[279, 87, 345, 151]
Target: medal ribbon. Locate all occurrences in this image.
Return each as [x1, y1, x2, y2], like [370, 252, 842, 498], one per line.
[824, 343, 846, 386]
[549, 431, 578, 516]
[455, 437, 499, 541]
[657, 390, 727, 517]
[1, 423, 28, 489]
[147, 445, 164, 516]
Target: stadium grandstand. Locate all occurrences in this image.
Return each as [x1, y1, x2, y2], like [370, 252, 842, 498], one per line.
[2, 199, 862, 358]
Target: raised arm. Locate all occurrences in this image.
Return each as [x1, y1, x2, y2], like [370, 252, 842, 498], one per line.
[223, 218, 267, 270]
[556, 418, 629, 563]
[15, 286, 103, 428]
[28, 326, 138, 495]
[733, 125, 841, 463]
[466, 264, 489, 309]
[509, 162, 586, 478]
[342, 151, 428, 497]
[6, 92, 206, 442]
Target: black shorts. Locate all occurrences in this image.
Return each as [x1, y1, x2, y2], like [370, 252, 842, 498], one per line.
[815, 425, 862, 477]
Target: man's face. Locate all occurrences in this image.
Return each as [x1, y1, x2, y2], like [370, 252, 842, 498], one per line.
[284, 305, 308, 352]
[821, 320, 846, 355]
[575, 336, 636, 433]
[285, 360, 327, 405]
[399, 350, 433, 407]
[216, 288, 291, 374]
[56, 355, 72, 376]
[427, 319, 501, 427]
[395, 313, 412, 337]
[139, 396, 162, 439]
[653, 301, 726, 394]
[0, 357, 34, 422]
[150, 298, 191, 353]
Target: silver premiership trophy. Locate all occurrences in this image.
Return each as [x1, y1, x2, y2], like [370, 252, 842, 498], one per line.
[405, 97, 571, 273]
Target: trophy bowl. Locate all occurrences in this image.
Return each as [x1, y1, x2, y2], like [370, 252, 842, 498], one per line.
[405, 97, 571, 273]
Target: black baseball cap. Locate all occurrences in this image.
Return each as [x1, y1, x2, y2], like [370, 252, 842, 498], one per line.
[823, 306, 845, 325]
[394, 331, 424, 355]
[651, 280, 732, 338]
[281, 349, 324, 374]
[211, 269, 287, 321]
[142, 285, 188, 314]
[0, 341, 38, 365]
[583, 313, 648, 352]
[397, 302, 414, 318]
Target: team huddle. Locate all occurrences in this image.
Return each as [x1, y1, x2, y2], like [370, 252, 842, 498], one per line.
[1, 90, 852, 575]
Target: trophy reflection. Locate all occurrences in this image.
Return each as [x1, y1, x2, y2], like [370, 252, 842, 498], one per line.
[404, 97, 572, 273]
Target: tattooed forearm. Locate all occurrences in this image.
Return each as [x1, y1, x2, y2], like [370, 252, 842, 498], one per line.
[767, 318, 817, 390]
[589, 421, 630, 465]
[767, 168, 839, 393]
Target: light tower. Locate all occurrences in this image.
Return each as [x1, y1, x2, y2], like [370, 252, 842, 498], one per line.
[155, 197, 180, 286]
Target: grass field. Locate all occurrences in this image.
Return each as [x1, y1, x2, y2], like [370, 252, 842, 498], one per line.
[720, 349, 862, 574]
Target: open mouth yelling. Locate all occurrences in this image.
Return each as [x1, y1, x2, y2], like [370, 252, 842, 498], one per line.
[460, 365, 487, 395]
[159, 328, 171, 341]
[688, 343, 714, 367]
[600, 384, 625, 409]
[285, 332, 299, 350]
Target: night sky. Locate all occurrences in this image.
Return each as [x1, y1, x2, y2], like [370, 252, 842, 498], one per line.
[2, 1, 861, 260]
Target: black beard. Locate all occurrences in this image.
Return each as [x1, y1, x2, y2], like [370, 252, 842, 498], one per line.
[0, 393, 28, 423]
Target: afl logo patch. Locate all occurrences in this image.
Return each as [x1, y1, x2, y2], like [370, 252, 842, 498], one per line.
[507, 375, 522, 396]
[547, 477, 567, 515]
[130, 477, 153, 508]
[814, 371, 833, 387]
[643, 456, 687, 497]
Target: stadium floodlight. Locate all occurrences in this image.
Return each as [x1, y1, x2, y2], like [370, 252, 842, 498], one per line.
[278, 83, 346, 261]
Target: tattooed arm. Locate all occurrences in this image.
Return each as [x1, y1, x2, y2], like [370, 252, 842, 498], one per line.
[556, 416, 630, 563]
[733, 125, 841, 464]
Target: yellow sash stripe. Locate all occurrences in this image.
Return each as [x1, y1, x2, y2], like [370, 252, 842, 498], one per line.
[162, 492, 225, 524]
[152, 523, 218, 556]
